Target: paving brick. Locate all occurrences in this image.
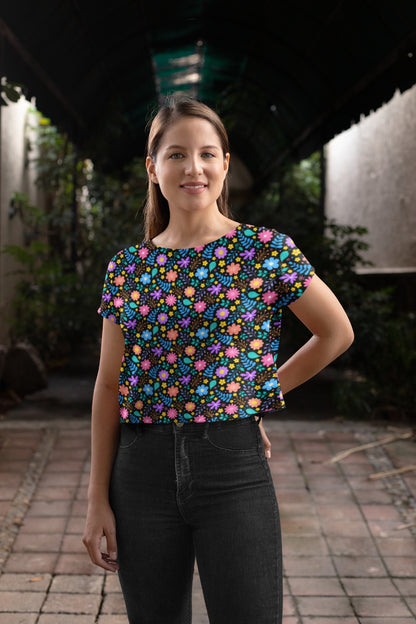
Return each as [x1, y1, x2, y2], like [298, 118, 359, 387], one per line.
[404, 596, 416, 616]
[41, 591, 101, 614]
[358, 619, 415, 624]
[12, 533, 62, 553]
[71, 501, 88, 516]
[33, 487, 75, 501]
[104, 573, 123, 593]
[4, 553, 58, 574]
[281, 515, 321, 535]
[282, 594, 297, 616]
[66, 516, 86, 533]
[26, 500, 72, 517]
[297, 595, 353, 616]
[351, 596, 413, 617]
[0, 472, 23, 487]
[61, 534, 85, 553]
[341, 576, 399, 596]
[375, 537, 416, 557]
[361, 504, 403, 521]
[45, 460, 85, 472]
[384, 556, 416, 577]
[394, 578, 416, 596]
[368, 519, 408, 538]
[19, 517, 67, 534]
[312, 489, 355, 505]
[282, 536, 328, 556]
[0, 590, 45, 612]
[284, 556, 336, 577]
[49, 574, 104, 594]
[280, 503, 316, 517]
[0, 448, 35, 461]
[319, 518, 372, 537]
[289, 576, 345, 596]
[38, 472, 80, 487]
[0, 614, 38, 624]
[315, 503, 362, 520]
[0, 486, 20, 500]
[332, 555, 386, 577]
[277, 490, 313, 504]
[305, 476, 347, 490]
[0, 573, 52, 592]
[326, 536, 379, 557]
[302, 618, 359, 624]
[101, 592, 127, 614]
[54, 553, 104, 575]
[38, 616, 95, 624]
[96, 616, 128, 624]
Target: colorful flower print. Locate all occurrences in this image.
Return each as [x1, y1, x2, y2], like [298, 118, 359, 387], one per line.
[99, 224, 314, 424]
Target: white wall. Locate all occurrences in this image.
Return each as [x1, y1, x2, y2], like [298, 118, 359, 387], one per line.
[325, 84, 416, 272]
[0, 96, 43, 343]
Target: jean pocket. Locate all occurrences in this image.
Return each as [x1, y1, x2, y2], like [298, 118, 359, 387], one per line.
[205, 420, 259, 453]
[118, 425, 139, 449]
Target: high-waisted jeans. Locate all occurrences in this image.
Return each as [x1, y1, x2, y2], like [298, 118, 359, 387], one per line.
[109, 416, 283, 624]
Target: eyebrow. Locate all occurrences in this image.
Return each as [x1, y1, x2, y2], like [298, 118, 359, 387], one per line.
[164, 144, 221, 151]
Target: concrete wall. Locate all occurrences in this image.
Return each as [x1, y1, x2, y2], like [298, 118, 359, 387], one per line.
[325, 84, 416, 272]
[0, 96, 43, 344]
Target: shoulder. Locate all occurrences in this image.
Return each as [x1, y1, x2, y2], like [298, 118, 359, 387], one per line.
[105, 241, 149, 272]
[238, 224, 294, 249]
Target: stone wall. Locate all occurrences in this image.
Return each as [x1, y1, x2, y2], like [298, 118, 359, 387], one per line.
[0, 96, 44, 344]
[325, 84, 416, 272]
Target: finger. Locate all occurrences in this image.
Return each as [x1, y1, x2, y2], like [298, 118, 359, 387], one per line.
[259, 424, 272, 459]
[83, 534, 119, 572]
[105, 528, 118, 563]
[101, 551, 120, 571]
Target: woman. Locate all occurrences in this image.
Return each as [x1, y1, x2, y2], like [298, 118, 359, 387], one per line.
[83, 97, 354, 624]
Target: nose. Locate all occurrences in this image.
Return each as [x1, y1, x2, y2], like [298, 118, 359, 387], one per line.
[185, 155, 203, 176]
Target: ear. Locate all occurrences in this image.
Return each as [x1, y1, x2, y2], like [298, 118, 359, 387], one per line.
[146, 156, 158, 184]
[223, 152, 230, 175]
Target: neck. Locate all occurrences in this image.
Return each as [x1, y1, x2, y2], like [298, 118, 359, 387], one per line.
[153, 209, 239, 249]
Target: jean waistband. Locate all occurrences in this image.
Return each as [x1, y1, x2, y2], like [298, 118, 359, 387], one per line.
[122, 414, 262, 437]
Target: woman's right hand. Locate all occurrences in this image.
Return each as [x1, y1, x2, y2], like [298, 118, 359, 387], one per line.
[82, 500, 119, 572]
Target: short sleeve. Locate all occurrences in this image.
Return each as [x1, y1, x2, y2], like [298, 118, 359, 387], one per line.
[97, 252, 125, 324]
[275, 235, 315, 306]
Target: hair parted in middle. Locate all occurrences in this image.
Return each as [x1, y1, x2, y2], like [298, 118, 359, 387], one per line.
[143, 96, 231, 240]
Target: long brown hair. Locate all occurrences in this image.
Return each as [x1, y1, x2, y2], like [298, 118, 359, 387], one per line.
[143, 97, 231, 240]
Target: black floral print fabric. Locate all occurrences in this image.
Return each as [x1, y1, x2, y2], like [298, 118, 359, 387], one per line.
[98, 224, 314, 423]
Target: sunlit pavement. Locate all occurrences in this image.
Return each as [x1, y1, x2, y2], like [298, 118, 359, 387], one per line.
[0, 400, 415, 623]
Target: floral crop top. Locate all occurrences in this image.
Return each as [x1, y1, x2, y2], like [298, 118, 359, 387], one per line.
[98, 224, 314, 424]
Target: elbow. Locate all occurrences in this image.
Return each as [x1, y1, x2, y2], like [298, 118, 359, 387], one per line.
[339, 322, 354, 355]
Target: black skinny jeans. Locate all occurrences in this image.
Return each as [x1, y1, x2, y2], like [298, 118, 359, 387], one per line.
[110, 416, 283, 623]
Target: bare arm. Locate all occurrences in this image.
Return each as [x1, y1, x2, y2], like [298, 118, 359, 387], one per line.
[82, 318, 124, 572]
[278, 274, 354, 393]
[259, 274, 354, 457]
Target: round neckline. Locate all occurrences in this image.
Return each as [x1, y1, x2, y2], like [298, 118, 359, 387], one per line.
[146, 223, 243, 252]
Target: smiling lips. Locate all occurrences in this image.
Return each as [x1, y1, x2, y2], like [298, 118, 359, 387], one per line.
[181, 182, 207, 193]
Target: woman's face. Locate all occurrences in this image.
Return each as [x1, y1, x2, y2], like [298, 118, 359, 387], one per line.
[146, 116, 229, 215]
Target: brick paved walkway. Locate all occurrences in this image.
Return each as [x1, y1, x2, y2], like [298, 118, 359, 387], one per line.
[0, 414, 415, 623]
